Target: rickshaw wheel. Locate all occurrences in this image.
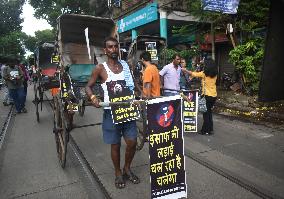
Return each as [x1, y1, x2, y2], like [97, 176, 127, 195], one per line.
[78, 99, 85, 117]
[136, 104, 147, 151]
[34, 83, 40, 122]
[53, 96, 68, 168]
[53, 97, 60, 159]
[136, 126, 145, 151]
[39, 86, 44, 111]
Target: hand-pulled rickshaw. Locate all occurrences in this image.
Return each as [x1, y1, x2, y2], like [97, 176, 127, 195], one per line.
[53, 14, 118, 168]
[127, 35, 167, 97]
[126, 35, 167, 150]
[33, 42, 59, 122]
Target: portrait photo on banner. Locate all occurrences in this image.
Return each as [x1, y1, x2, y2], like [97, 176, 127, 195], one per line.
[106, 80, 140, 124]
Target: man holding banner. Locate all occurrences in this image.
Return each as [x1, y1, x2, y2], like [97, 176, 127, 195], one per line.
[86, 37, 140, 189]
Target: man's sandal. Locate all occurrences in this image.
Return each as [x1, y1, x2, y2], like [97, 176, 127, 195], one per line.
[115, 175, 126, 189]
[123, 169, 140, 184]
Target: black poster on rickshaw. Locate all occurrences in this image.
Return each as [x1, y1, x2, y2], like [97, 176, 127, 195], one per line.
[107, 80, 140, 124]
[182, 90, 198, 133]
[145, 41, 158, 61]
[147, 95, 187, 199]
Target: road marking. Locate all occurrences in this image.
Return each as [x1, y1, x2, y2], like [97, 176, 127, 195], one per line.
[225, 143, 239, 147]
[254, 132, 273, 139]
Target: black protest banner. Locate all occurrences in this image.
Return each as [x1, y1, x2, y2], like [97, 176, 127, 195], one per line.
[182, 90, 198, 133]
[145, 41, 158, 61]
[107, 80, 140, 124]
[147, 95, 187, 199]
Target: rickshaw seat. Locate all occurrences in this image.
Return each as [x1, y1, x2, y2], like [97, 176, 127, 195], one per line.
[69, 64, 96, 83]
[41, 67, 57, 77]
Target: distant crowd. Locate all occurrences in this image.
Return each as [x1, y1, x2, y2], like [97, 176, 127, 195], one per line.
[0, 60, 30, 114]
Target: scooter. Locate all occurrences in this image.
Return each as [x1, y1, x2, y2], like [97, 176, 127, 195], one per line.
[221, 72, 234, 90]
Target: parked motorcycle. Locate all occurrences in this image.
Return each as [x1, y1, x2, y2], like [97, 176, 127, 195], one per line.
[221, 72, 241, 91]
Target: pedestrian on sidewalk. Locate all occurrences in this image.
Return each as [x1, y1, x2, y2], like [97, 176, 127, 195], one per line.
[2, 60, 27, 113]
[86, 37, 140, 189]
[159, 54, 181, 96]
[182, 58, 217, 135]
[19, 63, 30, 108]
[140, 51, 160, 98]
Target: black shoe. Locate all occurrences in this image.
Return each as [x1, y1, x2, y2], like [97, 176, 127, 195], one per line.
[199, 131, 206, 135]
[21, 107, 27, 113]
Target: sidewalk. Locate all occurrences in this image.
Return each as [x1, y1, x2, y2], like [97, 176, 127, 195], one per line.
[0, 88, 12, 137]
[214, 89, 284, 129]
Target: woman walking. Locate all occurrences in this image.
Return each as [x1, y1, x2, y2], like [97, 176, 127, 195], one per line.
[182, 58, 217, 135]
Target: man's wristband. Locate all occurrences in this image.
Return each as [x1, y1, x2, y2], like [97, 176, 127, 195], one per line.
[90, 95, 96, 101]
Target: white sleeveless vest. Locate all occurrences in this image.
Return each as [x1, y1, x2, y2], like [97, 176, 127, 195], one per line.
[101, 62, 125, 109]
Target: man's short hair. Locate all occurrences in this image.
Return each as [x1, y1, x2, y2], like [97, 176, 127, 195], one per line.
[172, 53, 181, 60]
[140, 51, 151, 62]
[104, 37, 118, 47]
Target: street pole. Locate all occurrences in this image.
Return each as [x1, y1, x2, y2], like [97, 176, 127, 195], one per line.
[211, 22, 215, 61]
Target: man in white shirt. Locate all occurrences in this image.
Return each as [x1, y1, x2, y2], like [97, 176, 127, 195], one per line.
[159, 54, 181, 96]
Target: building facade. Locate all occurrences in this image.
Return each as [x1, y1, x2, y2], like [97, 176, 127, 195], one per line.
[113, 0, 197, 43]
[112, 0, 235, 80]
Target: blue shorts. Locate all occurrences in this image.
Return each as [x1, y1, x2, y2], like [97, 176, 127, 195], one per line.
[102, 109, 138, 144]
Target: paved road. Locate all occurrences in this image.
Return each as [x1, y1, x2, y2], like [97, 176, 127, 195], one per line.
[71, 107, 284, 198]
[0, 86, 89, 199]
[1, 85, 284, 198]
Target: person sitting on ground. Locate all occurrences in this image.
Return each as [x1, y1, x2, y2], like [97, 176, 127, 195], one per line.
[140, 51, 160, 98]
[159, 54, 181, 96]
[86, 37, 140, 189]
[2, 60, 27, 113]
[182, 58, 217, 135]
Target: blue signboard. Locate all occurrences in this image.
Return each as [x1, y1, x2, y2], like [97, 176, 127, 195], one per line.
[117, 2, 158, 33]
[202, 0, 240, 14]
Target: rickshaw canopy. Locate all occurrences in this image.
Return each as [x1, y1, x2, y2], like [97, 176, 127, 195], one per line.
[57, 14, 116, 47]
[57, 14, 116, 82]
[34, 42, 58, 76]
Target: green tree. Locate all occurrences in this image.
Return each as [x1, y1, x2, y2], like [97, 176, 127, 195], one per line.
[22, 29, 55, 52]
[0, 0, 25, 36]
[229, 38, 264, 93]
[0, 0, 25, 60]
[161, 46, 200, 67]
[29, 0, 107, 28]
[0, 31, 25, 59]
